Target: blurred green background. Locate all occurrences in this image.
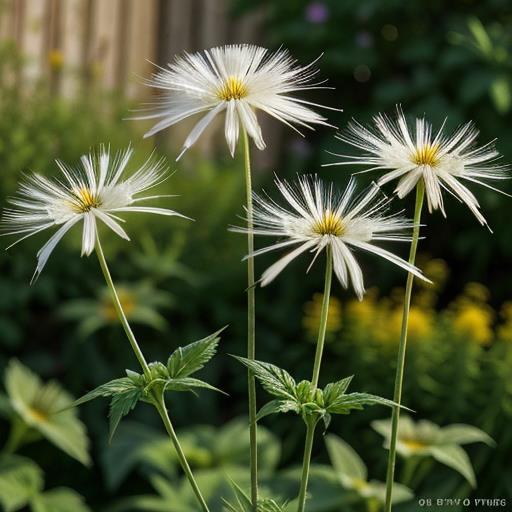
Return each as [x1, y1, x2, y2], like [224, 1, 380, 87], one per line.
[1, 1, 511, 511]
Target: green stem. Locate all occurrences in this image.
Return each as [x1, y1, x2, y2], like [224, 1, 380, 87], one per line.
[296, 418, 318, 512]
[242, 129, 258, 510]
[154, 395, 210, 512]
[384, 181, 425, 512]
[311, 246, 333, 390]
[94, 235, 150, 378]
[296, 248, 333, 512]
[95, 235, 210, 512]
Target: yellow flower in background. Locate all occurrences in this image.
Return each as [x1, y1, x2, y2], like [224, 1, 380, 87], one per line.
[383, 305, 434, 344]
[102, 288, 137, 321]
[48, 49, 64, 71]
[303, 293, 342, 340]
[449, 283, 494, 345]
[345, 288, 378, 331]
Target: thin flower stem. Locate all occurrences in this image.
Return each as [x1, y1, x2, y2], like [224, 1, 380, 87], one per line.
[296, 248, 333, 512]
[154, 395, 210, 512]
[296, 418, 317, 512]
[242, 128, 258, 510]
[384, 181, 425, 512]
[94, 235, 150, 378]
[94, 234, 210, 512]
[311, 246, 333, 390]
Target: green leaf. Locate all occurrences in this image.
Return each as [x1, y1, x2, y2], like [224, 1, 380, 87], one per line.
[325, 434, 367, 481]
[327, 393, 402, 415]
[5, 360, 90, 466]
[0, 455, 43, 512]
[439, 424, 495, 447]
[256, 399, 300, 421]
[222, 481, 252, 512]
[71, 378, 140, 409]
[167, 328, 224, 378]
[233, 357, 296, 400]
[430, 444, 477, 487]
[163, 377, 225, 395]
[490, 77, 511, 113]
[30, 488, 91, 512]
[468, 17, 493, 56]
[108, 387, 144, 441]
[323, 376, 353, 405]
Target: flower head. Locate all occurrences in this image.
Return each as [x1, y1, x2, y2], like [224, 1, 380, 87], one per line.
[4, 359, 90, 465]
[234, 176, 426, 298]
[327, 106, 510, 225]
[1, 146, 186, 280]
[136, 44, 334, 157]
[372, 415, 494, 487]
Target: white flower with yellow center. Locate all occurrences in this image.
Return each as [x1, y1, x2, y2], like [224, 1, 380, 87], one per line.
[233, 176, 426, 298]
[327, 107, 510, 225]
[2, 146, 185, 280]
[136, 44, 335, 157]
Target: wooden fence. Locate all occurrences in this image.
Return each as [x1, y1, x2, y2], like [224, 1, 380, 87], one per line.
[0, 0, 281, 164]
[0, 0, 266, 97]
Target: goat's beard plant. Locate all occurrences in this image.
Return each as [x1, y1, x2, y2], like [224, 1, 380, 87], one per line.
[1, 146, 224, 512]
[234, 175, 429, 511]
[136, 43, 337, 509]
[328, 106, 510, 512]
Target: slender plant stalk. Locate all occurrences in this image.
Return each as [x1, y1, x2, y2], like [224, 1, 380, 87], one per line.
[296, 247, 333, 512]
[384, 181, 425, 512]
[311, 246, 333, 390]
[95, 235, 150, 378]
[242, 128, 258, 510]
[154, 395, 210, 512]
[94, 235, 210, 512]
[296, 418, 317, 512]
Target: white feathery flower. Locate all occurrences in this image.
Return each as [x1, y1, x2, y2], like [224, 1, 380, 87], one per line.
[2, 146, 186, 281]
[233, 176, 426, 299]
[135, 44, 335, 158]
[326, 107, 510, 226]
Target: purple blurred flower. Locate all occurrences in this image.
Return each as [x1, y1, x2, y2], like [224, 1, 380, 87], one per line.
[305, 2, 329, 24]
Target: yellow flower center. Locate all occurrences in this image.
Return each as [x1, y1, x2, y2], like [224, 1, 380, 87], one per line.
[312, 210, 344, 236]
[402, 439, 427, 452]
[70, 187, 101, 213]
[412, 143, 440, 167]
[217, 76, 248, 100]
[27, 406, 48, 423]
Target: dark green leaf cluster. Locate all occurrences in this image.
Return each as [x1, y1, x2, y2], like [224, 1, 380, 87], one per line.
[71, 328, 225, 440]
[235, 357, 402, 429]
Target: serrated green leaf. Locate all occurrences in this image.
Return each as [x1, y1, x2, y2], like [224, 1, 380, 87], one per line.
[430, 444, 477, 487]
[294, 380, 313, 402]
[0, 455, 43, 512]
[233, 357, 296, 400]
[325, 434, 367, 481]
[327, 393, 402, 415]
[223, 481, 252, 512]
[256, 399, 300, 421]
[30, 488, 91, 512]
[108, 387, 144, 441]
[167, 328, 224, 378]
[71, 378, 140, 409]
[163, 377, 225, 395]
[323, 376, 353, 406]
